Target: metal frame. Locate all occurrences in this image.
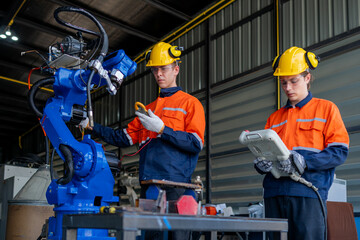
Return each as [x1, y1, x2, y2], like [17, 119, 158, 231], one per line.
[62, 211, 288, 240]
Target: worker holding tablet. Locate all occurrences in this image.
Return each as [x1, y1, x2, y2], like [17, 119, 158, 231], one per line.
[254, 46, 349, 240]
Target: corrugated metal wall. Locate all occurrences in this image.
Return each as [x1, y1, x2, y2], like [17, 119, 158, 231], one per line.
[313, 46, 360, 212]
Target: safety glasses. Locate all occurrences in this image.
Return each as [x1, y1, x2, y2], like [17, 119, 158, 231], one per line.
[150, 66, 173, 73]
[280, 75, 304, 87]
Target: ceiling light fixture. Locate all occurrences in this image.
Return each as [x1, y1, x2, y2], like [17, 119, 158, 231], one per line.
[0, 0, 27, 42]
[1, 25, 19, 41]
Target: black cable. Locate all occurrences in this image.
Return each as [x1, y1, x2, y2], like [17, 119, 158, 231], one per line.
[84, 36, 102, 64]
[314, 189, 327, 240]
[21, 50, 51, 68]
[53, 6, 108, 56]
[54, 7, 100, 36]
[57, 144, 74, 185]
[45, 136, 49, 165]
[295, 176, 327, 240]
[54, 6, 110, 127]
[28, 77, 55, 118]
[50, 148, 56, 180]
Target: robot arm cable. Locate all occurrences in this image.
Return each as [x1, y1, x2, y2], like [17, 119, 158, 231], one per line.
[57, 144, 74, 185]
[28, 77, 55, 118]
[53, 6, 111, 127]
[53, 6, 108, 57]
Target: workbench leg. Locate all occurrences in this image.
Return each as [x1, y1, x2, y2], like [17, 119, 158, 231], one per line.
[210, 231, 217, 240]
[116, 230, 137, 240]
[280, 231, 287, 240]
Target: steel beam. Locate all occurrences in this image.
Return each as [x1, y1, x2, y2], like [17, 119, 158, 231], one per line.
[48, 0, 159, 43]
[141, 0, 191, 21]
[0, 90, 46, 106]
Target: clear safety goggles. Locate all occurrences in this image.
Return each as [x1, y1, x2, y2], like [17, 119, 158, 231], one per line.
[150, 66, 173, 73]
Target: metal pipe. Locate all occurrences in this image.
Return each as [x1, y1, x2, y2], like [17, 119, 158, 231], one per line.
[0, 75, 53, 92]
[205, 20, 212, 204]
[274, 0, 281, 110]
[1, 0, 27, 35]
[133, 0, 235, 63]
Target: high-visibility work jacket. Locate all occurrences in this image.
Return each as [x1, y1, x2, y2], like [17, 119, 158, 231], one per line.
[260, 92, 349, 200]
[93, 87, 205, 183]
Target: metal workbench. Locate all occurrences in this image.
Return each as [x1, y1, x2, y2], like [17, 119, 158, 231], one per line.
[62, 211, 288, 240]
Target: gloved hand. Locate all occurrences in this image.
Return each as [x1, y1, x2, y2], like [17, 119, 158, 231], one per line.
[254, 158, 273, 172]
[79, 117, 89, 129]
[135, 109, 165, 133]
[278, 150, 306, 174]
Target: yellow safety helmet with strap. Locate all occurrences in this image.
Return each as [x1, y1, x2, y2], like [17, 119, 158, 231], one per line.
[145, 42, 183, 67]
[272, 46, 320, 76]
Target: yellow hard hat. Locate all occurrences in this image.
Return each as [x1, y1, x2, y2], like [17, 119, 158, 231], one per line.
[272, 46, 320, 76]
[145, 42, 182, 67]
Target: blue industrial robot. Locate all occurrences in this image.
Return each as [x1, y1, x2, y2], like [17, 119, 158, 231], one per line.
[28, 7, 137, 239]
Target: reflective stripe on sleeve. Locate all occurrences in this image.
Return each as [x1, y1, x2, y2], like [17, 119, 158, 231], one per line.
[270, 120, 287, 129]
[163, 107, 187, 115]
[123, 129, 133, 145]
[191, 132, 203, 150]
[292, 146, 321, 153]
[328, 142, 349, 149]
[139, 137, 151, 147]
[296, 118, 327, 123]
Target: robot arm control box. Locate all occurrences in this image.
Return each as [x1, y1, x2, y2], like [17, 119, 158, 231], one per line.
[239, 129, 290, 178]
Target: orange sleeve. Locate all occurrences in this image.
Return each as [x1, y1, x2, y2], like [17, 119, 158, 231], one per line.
[185, 99, 206, 144]
[323, 103, 349, 148]
[124, 117, 142, 145]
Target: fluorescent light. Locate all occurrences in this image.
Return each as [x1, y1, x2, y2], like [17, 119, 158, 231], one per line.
[11, 36, 18, 41]
[5, 30, 11, 36]
[0, 34, 6, 39]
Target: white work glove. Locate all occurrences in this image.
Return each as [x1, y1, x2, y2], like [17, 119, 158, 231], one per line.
[79, 117, 89, 129]
[278, 150, 306, 174]
[248, 203, 264, 218]
[135, 109, 165, 133]
[254, 158, 273, 172]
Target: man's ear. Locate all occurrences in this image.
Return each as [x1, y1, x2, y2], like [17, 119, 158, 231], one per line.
[173, 65, 180, 75]
[304, 73, 311, 84]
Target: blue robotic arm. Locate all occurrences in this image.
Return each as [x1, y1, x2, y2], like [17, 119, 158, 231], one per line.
[27, 6, 137, 240]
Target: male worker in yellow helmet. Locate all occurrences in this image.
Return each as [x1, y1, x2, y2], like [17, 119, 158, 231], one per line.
[254, 47, 349, 240]
[83, 42, 205, 240]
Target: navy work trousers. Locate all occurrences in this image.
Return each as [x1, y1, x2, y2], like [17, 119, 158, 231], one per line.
[265, 196, 326, 240]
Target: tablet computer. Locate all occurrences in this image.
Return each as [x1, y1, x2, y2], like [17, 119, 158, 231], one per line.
[239, 129, 290, 178]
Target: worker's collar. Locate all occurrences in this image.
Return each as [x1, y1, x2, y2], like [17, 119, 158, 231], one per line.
[160, 87, 182, 98]
[284, 91, 313, 109]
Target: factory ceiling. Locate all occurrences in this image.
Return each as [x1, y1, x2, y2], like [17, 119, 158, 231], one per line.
[0, 0, 218, 152]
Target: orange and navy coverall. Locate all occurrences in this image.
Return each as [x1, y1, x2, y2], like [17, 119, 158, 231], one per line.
[92, 87, 205, 183]
[259, 92, 349, 200]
